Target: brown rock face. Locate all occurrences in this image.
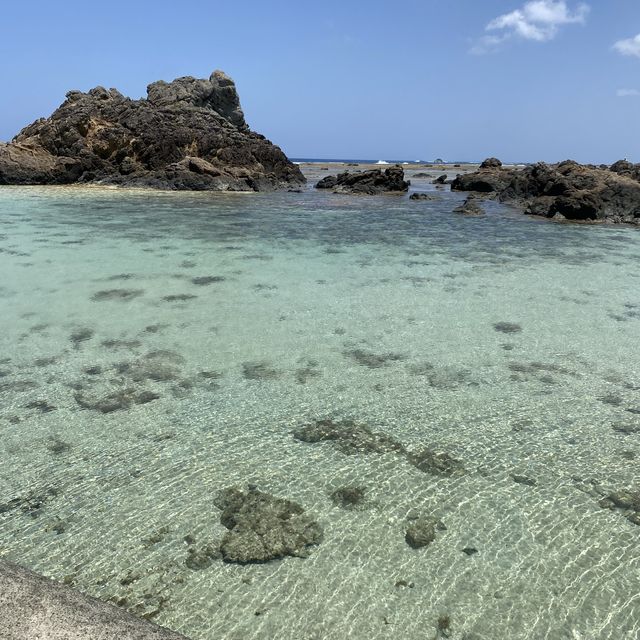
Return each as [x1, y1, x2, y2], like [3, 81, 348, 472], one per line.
[0, 70, 305, 191]
[452, 158, 640, 225]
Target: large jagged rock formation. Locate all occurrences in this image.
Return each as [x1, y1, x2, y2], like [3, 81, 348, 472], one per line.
[451, 159, 640, 224]
[0, 70, 305, 191]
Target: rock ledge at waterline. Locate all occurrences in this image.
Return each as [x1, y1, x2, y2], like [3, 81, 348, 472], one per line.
[452, 158, 640, 225]
[0, 70, 304, 191]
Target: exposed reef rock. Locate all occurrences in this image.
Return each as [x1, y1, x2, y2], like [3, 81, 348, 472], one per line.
[453, 195, 484, 217]
[315, 165, 409, 194]
[0, 70, 304, 191]
[214, 487, 323, 563]
[409, 192, 441, 201]
[451, 158, 640, 224]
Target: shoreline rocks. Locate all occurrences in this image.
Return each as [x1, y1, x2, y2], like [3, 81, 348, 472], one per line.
[452, 158, 640, 224]
[0, 71, 305, 191]
[315, 165, 409, 194]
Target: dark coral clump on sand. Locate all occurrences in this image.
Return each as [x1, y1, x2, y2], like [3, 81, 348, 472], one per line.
[329, 486, 367, 510]
[214, 487, 323, 563]
[599, 489, 640, 526]
[408, 447, 465, 477]
[292, 419, 406, 456]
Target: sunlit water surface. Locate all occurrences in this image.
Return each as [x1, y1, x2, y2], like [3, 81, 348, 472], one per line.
[1, 175, 639, 639]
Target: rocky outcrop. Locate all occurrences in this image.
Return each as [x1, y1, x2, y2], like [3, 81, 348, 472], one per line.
[0, 70, 304, 191]
[452, 158, 640, 224]
[480, 157, 502, 169]
[315, 165, 409, 194]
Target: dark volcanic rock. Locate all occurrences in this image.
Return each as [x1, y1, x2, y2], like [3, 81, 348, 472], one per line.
[0, 70, 304, 191]
[214, 487, 323, 563]
[452, 158, 640, 224]
[409, 192, 440, 201]
[480, 157, 502, 169]
[315, 165, 409, 194]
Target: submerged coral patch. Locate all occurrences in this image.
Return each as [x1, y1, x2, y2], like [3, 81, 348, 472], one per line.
[493, 322, 522, 334]
[329, 486, 368, 510]
[242, 361, 281, 380]
[343, 348, 407, 369]
[214, 487, 323, 563]
[91, 289, 144, 302]
[191, 276, 225, 285]
[75, 384, 160, 413]
[407, 447, 465, 477]
[293, 419, 406, 456]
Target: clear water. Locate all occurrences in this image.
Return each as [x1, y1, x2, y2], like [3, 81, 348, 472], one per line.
[1, 174, 639, 640]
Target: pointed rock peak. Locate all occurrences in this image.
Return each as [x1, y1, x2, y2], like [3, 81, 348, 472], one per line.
[146, 70, 247, 130]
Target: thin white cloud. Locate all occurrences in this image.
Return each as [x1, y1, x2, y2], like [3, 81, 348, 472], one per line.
[617, 88, 640, 97]
[614, 34, 640, 58]
[471, 0, 589, 54]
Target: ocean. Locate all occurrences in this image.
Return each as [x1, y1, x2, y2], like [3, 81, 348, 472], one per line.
[1, 168, 639, 639]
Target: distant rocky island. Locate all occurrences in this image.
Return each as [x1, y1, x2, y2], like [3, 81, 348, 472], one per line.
[0, 71, 305, 191]
[452, 158, 640, 225]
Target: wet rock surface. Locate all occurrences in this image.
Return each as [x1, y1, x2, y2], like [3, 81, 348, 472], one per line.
[409, 193, 440, 201]
[315, 165, 409, 194]
[0, 70, 304, 191]
[214, 487, 323, 563]
[452, 158, 640, 224]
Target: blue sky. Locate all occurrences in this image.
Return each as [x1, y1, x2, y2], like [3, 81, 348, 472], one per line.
[0, 0, 639, 162]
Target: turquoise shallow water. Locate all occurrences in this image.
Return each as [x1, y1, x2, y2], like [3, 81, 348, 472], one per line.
[1, 175, 639, 639]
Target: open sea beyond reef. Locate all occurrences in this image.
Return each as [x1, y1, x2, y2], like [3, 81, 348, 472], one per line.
[1, 168, 639, 640]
